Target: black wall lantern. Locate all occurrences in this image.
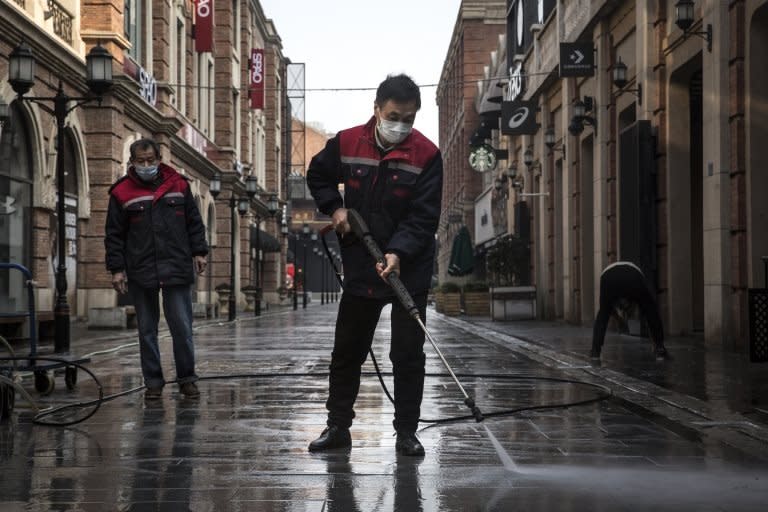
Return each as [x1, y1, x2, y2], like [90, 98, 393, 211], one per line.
[568, 96, 597, 136]
[612, 57, 642, 105]
[544, 126, 565, 156]
[674, 0, 712, 52]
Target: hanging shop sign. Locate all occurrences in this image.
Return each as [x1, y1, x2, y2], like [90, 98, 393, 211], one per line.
[468, 143, 498, 172]
[559, 42, 595, 77]
[249, 48, 265, 110]
[194, 0, 214, 53]
[501, 99, 538, 135]
[504, 61, 525, 102]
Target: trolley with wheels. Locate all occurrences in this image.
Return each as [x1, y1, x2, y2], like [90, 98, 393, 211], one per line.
[0, 262, 90, 420]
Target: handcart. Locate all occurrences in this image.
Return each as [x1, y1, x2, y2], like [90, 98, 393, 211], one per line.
[1, 262, 90, 420]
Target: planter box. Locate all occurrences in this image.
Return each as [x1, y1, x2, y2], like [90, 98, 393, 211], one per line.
[464, 291, 490, 316]
[436, 292, 461, 316]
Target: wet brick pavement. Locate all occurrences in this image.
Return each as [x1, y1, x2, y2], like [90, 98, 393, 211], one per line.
[1, 302, 768, 511]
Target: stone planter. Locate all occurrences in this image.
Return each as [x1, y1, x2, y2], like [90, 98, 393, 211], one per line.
[242, 290, 258, 312]
[216, 289, 231, 317]
[464, 291, 490, 316]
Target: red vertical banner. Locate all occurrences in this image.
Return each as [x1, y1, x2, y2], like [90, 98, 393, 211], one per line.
[250, 48, 265, 109]
[194, 0, 214, 53]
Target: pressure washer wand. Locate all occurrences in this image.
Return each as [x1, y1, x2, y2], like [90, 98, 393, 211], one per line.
[346, 209, 484, 422]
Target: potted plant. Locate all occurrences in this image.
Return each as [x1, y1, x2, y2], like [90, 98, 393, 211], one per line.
[436, 282, 462, 316]
[463, 281, 490, 316]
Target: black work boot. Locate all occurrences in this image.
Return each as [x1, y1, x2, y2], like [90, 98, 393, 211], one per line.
[655, 345, 669, 361]
[395, 432, 425, 456]
[308, 426, 351, 452]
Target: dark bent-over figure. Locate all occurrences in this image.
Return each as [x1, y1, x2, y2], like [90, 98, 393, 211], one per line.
[590, 261, 669, 360]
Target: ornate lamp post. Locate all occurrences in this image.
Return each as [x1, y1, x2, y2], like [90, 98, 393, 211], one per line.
[280, 220, 298, 311]
[8, 41, 113, 352]
[301, 223, 310, 308]
[252, 191, 278, 317]
[210, 171, 253, 321]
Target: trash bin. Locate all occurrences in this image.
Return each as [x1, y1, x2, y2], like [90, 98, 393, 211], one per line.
[749, 257, 768, 363]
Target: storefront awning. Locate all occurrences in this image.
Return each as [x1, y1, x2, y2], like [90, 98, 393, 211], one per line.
[250, 227, 281, 253]
[448, 225, 475, 277]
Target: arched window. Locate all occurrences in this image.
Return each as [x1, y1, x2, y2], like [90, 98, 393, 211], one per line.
[0, 101, 33, 312]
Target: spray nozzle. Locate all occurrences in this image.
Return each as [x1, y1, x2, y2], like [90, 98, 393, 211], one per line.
[464, 397, 484, 422]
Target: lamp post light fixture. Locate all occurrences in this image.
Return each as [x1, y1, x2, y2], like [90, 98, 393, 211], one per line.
[252, 192, 278, 318]
[8, 41, 113, 352]
[544, 126, 566, 156]
[612, 57, 642, 105]
[674, 0, 712, 52]
[523, 148, 534, 168]
[300, 223, 316, 309]
[568, 96, 597, 137]
[210, 171, 252, 321]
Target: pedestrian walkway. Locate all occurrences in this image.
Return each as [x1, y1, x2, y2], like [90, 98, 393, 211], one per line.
[1, 303, 767, 511]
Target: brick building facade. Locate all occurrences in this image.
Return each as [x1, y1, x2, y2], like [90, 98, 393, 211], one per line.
[440, 0, 768, 354]
[436, 0, 506, 284]
[0, 0, 290, 327]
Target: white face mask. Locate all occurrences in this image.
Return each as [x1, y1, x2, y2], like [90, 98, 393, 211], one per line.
[135, 165, 159, 181]
[378, 118, 413, 145]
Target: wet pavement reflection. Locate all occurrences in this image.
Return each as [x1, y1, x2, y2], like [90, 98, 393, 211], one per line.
[1, 304, 767, 510]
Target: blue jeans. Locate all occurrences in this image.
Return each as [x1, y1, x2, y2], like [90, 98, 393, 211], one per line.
[130, 284, 197, 388]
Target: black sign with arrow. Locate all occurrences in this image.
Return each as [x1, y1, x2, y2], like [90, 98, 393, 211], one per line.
[559, 42, 595, 77]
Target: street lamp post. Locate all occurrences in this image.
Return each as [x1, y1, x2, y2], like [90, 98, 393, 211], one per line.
[280, 220, 298, 311]
[301, 223, 310, 309]
[7, 41, 113, 353]
[210, 171, 253, 321]
[253, 193, 278, 317]
[313, 247, 325, 305]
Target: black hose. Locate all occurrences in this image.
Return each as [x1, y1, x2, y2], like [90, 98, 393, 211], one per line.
[0, 354, 612, 428]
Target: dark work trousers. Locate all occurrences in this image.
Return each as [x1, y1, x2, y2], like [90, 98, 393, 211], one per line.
[325, 291, 428, 434]
[591, 265, 665, 356]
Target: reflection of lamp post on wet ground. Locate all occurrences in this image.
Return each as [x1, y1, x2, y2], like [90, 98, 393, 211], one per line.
[210, 171, 254, 321]
[8, 41, 114, 353]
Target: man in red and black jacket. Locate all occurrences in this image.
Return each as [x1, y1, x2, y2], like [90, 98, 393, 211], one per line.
[104, 138, 208, 400]
[306, 74, 443, 456]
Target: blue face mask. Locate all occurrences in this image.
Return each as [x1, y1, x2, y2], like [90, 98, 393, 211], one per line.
[135, 165, 159, 181]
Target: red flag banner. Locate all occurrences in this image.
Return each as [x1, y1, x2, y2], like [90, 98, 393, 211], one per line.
[250, 48, 265, 109]
[194, 0, 214, 53]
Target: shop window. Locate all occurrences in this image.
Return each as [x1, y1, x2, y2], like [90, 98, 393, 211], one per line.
[0, 102, 33, 312]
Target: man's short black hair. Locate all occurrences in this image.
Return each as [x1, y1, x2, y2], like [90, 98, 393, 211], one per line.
[375, 74, 421, 110]
[129, 138, 161, 160]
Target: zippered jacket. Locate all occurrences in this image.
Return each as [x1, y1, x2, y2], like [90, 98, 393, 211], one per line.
[307, 116, 443, 298]
[105, 163, 208, 289]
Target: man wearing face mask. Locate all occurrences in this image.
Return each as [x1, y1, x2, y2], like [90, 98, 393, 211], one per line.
[306, 74, 443, 456]
[104, 138, 208, 400]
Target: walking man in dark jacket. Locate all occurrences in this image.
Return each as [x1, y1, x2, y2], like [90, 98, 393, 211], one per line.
[591, 261, 669, 361]
[306, 74, 443, 456]
[105, 138, 208, 399]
